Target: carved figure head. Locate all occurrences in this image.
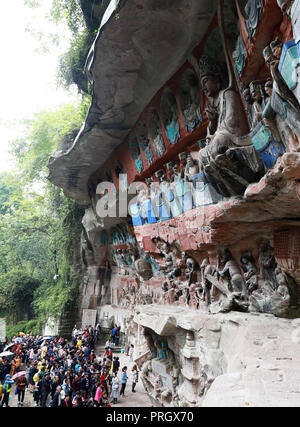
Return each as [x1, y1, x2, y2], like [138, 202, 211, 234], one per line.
[270, 37, 283, 60]
[178, 152, 188, 166]
[264, 78, 273, 98]
[201, 258, 209, 268]
[166, 161, 175, 171]
[250, 81, 264, 103]
[263, 45, 274, 67]
[221, 248, 233, 264]
[186, 155, 195, 168]
[155, 169, 166, 183]
[199, 56, 222, 98]
[277, 0, 294, 17]
[242, 88, 253, 105]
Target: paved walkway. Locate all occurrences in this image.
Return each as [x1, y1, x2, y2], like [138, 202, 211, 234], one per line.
[111, 352, 152, 407]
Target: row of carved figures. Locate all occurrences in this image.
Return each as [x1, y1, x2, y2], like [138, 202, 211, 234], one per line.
[157, 240, 291, 316]
[116, 238, 293, 317]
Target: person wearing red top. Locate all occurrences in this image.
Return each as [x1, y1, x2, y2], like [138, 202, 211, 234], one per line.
[16, 375, 27, 407]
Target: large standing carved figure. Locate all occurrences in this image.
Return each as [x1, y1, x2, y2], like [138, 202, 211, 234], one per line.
[219, 249, 248, 298]
[198, 56, 264, 197]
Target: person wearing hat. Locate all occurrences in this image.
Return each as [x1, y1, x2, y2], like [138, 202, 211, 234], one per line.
[0, 374, 14, 407]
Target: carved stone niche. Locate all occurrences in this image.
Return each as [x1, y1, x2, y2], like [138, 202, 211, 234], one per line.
[274, 230, 300, 285]
[177, 331, 201, 406]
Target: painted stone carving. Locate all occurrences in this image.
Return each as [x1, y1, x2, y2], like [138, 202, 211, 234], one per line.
[263, 38, 300, 145]
[180, 69, 202, 132]
[184, 155, 199, 182]
[219, 248, 248, 299]
[242, 86, 254, 126]
[240, 251, 259, 293]
[197, 56, 265, 198]
[233, 34, 247, 76]
[149, 109, 166, 157]
[129, 132, 143, 173]
[136, 120, 155, 166]
[161, 90, 180, 144]
[161, 243, 180, 284]
[249, 80, 266, 127]
[244, 0, 264, 40]
[277, 0, 295, 17]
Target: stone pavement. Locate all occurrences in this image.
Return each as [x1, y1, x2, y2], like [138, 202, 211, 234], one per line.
[111, 351, 152, 407]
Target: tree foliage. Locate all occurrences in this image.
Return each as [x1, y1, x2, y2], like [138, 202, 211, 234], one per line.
[24, 0, 106, 94]
[0, 103, 85, 332]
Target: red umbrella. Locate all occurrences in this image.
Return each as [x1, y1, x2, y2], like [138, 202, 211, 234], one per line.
[12, 371, 26, 380]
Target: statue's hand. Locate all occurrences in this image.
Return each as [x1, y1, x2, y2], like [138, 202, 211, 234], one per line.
[205, 104, 218, 122]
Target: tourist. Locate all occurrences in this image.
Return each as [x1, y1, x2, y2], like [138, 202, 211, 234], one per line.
[94, 381, 103, 404]
[114, 327, 120, 346]
[61, 393, 73, 408]
[131, 364, 139, 393]
[16, 374, 27, 406]
[111, 372, 119, 404]
[0, 374, 14, 407]
[129, 344, 134, 361]
[33, 374, 42, 406]
[120, 366, 128, 397]
[77, 335, 82, 350]
[0, 329, 140, 407]
[40, 373, 51, 407]
[51, 385, 63, 407]
[95, 323, 101, 342]
[111, 326, 116, 344]
[105, 335, 112, 347]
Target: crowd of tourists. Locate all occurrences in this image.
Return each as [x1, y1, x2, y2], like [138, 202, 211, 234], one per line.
[0, 325, 139, 407]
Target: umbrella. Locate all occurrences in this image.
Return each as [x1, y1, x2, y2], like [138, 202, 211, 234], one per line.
[4, 343, 15, 351]
[19, 332, 25, 336]
[12, 371, 27, 380]
[0, 351, 14, 358]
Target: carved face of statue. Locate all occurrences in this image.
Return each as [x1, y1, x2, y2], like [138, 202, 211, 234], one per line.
[265, 83, 273, 98]
[187, 157, 194, 168]
[178, 153, 187, 166]
[201, 74, 220, 98]
[243, 88, 252, 105]
[173, 164, 179, 175]
[277, 0, 294, 16]
[162, 243, 169, 253]
[271, 44, 282, 60]
[250, 86, 262, 103]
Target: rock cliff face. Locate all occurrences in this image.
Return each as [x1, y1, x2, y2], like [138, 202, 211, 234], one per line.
[48, 0, 300, 407]
[134, 305, 300, 407]
[48, 0, 219, 204]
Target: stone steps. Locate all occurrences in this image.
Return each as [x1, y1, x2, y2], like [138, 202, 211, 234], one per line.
[96, 345, 123, 354]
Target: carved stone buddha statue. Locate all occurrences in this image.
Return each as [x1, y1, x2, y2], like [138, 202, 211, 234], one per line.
[197, 56, 264, 198]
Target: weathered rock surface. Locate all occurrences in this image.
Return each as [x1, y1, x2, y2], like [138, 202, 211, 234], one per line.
[48, 0, 218, 204]
[134, 305, 300, 407]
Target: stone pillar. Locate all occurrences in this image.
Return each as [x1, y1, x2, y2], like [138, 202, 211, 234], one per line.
[178, 331, 201, 405]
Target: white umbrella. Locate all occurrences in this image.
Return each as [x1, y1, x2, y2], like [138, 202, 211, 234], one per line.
[0, 351, 14, 357]
[4, 343, 15, 351]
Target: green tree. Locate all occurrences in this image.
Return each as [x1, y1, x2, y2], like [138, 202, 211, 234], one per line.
[0, 102, 86, 330]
